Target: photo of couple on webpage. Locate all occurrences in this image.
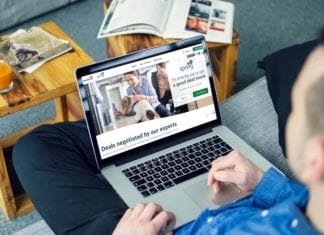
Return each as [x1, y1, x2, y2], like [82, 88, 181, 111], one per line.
[86, 60, 212, 135]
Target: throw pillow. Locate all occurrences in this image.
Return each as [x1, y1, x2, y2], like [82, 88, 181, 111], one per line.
[258, 39, 318, 156]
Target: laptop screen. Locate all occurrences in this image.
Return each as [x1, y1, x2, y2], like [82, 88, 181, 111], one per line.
[76, 36, 220, 162]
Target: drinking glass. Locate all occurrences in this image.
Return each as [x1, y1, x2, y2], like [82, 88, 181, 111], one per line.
[0, 55, 14, 94]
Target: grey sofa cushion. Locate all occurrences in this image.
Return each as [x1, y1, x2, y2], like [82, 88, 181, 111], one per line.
[0, 0, 81, 31]
[0, 101, 55, 138]
[220, 76, 292, 178]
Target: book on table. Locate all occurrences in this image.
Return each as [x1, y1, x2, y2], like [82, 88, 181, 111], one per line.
[98, 0, 234, 44]
[0, 26, 72, 73]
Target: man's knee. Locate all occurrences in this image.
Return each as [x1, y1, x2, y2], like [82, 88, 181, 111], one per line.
[13, 124, 60, 175]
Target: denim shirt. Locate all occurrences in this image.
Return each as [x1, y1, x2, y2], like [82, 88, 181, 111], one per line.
[126, 76, 159, 108]
[175, 168, 321, 235]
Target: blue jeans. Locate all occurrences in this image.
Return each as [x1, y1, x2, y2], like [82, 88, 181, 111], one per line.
[155, 104, 171, 117]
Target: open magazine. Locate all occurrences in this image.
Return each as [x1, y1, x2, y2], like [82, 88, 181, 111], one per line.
[98, 0, 234, 44]
[0, 26, 72, 72]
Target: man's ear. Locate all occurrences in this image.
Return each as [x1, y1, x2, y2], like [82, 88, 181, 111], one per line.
[302, 136, 324, 182]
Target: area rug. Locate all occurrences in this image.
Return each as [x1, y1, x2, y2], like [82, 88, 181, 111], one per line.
[13, 220, 54, 235]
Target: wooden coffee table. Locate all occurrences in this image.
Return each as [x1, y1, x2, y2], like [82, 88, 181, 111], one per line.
[0, 21, 93, 219]
[103, 0, 239, 102]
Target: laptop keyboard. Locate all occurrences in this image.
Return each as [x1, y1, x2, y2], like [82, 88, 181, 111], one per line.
[122, 135, 233, 197]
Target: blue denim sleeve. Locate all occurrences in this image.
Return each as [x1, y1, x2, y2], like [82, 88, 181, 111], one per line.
[142, 78, 154, 96]
[126, 86, 135, 96]
[252, 167, 308, 208]
[141, 77, 158, 99]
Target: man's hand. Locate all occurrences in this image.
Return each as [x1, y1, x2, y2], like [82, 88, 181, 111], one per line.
[114, 111, 124, 117]
[134, 95, 148, 101]
[112, 203, 175, 235]
[207, 151, 264, 193]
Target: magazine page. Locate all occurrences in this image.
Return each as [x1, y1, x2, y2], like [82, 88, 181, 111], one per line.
[163, 0, 234, 43]
[99, 24, 164, 38]
[162, 0, 191, 39]
[98, 0, 173, 38]
[0, 26, 71, 72]
[206, 0, 234, 43]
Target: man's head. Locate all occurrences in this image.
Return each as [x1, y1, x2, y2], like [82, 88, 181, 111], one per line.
[124, 71, 139, 87]
[286, 33, 324, 184]
[157, 62, 167, 69]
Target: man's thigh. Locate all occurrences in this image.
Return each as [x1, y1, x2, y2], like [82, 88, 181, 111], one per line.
[13, 120, 127, 235]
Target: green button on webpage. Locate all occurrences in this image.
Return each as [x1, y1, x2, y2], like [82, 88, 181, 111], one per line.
[193, 88, 208, 97]
[192, 45, 203, 51]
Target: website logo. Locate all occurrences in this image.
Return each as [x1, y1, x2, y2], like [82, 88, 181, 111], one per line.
[179, 59, 194, 72]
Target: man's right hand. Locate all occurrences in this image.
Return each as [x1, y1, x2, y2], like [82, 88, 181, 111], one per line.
[207, 151, 264, 193]
[114, 111, 123, 117]
[112, 203, 175, 235]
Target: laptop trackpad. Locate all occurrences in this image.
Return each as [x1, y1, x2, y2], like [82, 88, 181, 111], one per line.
[183, 179, 250, 209]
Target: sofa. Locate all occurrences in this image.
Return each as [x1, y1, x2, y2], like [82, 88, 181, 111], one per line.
[9, 33, 321, 233]
[0, 0, 80, 31]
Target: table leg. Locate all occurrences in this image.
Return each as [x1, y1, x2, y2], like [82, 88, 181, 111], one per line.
[209, 44, 239, 102]
[0, 146, 16, 219]
[209, 35, 239, 102]
[54, 96, 69, 122]
[54, 93, 84, 122]
[219, 41, 239, 100]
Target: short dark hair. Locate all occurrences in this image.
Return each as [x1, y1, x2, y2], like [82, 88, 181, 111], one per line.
[157, 62, 167, 67]
[124, 70, 139, 78]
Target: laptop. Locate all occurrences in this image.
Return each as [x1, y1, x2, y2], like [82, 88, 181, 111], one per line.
[75, 35, 277, 230]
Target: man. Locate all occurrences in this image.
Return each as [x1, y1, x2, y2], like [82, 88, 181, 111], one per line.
[124, 70, 171, 118]
[13, 37, 324, 234]
[112, 35, 324, 234]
